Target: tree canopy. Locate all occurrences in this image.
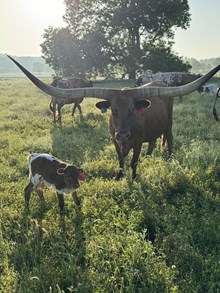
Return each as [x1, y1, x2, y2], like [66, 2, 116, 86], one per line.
[41, 0, 192, 78]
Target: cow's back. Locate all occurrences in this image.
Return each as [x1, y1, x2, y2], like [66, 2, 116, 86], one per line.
[29, 154, 64, 182]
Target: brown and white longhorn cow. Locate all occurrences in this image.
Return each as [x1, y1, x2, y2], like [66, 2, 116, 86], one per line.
[8, 56, 220, 180]
[50, 76, 93, 123]
[135, 71, 201, 87]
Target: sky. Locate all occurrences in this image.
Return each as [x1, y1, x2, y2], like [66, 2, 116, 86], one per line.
[1, 0, 220, 60]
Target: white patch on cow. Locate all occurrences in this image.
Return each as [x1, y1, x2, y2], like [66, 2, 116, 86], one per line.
[30, 173, 42, 186]
[30, 153, 56, 164]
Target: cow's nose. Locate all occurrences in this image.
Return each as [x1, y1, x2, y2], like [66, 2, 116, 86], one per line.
[115, 131, 131, 140]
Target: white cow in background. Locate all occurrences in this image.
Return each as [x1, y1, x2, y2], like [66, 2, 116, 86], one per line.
[198, 83, 219, 96]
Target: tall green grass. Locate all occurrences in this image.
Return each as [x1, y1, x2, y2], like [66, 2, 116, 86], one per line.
[0, 78, 220, 292]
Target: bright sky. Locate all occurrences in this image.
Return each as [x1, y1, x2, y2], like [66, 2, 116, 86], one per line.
[1, 0, 220, 60]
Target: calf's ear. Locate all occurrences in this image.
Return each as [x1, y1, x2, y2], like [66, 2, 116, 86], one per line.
[57, 168, 65, 175]
[135, 99, 151, 113]
[96, 101, 111, 113]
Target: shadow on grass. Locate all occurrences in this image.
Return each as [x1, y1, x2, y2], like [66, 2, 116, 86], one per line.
[50, 112, 109, 165]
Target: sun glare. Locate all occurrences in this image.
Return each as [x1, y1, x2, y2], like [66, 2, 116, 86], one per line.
[22, 0, 65, 27]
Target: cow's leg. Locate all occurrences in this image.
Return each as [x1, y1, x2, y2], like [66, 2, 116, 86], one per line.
[165, 130, 173, 156]
[146, 140, 156, 156]
[113, 140, 124, 180]
[130, 144, 142, 180]
[72, 191, 80, 206]
[53, 107, 56, 123]
[161, 135, 166, 148]
[49, 98, 57, 123]
[56, 192, 65, 212]
[77, 104, 82, 115]
[72, 104, 77, 116]
[57, 105, 62, 124]
[24, 181, 34, 210]
[53, 102, 57, 123]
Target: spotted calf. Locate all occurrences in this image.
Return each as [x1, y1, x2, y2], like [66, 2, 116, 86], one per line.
[24, 153, 85, 212]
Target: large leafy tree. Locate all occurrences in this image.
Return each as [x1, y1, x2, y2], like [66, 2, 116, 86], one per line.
[41, 27, 83, 76]
[41, 0, 191, 78]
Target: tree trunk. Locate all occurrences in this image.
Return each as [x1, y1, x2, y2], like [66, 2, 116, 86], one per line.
[128, 68, 136, 80]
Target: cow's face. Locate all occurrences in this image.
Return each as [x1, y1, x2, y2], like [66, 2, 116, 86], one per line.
[96, 97, 151, 141]
[57, 165, 85, 189]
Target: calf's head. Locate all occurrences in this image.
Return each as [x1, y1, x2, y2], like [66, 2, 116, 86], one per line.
[96, 96, 151, 141]
[57, 165, 85, 189]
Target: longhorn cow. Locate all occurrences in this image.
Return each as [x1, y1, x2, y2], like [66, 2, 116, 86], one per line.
[8, 56, 220, 180]
[50, 76, 93, 123]
[135, 71, 202, 87]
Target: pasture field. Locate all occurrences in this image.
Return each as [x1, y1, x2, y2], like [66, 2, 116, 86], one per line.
[0, 77, 220, 293]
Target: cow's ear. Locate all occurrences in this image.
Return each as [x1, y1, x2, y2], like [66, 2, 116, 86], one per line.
[78, 168, 86, 181]
[96, 101, 111, 113]
[135, 99, 151, 113]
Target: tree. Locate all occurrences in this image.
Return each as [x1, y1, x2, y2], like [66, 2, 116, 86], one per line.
[141, 46, 192, 74]
[41, 27, 84, 76]
[33, 62, 44, 73]
[41, 0, 191, 78]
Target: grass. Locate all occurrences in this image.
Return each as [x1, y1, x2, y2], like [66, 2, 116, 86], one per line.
[0, 77, 220, 292]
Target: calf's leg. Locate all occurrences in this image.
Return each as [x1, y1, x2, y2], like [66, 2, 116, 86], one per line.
[24, 181, 34, 210]
[72, 191, 80, 206]
[56, 192, 65, 212]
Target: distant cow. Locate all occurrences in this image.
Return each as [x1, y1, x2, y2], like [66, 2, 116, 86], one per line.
[50, 77, 93, 123]
[24, 153, 85, 212]
[135, 71, 201, 87]
[198, 83, 219, 96]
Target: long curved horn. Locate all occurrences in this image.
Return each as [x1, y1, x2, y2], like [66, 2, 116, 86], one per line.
[8, 55, 220, 99]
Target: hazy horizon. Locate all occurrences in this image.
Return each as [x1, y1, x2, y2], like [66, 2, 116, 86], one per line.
[1, 0, 220, 60]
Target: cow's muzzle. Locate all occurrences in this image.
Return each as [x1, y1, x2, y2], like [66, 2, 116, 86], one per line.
[115, 131, 131, 141]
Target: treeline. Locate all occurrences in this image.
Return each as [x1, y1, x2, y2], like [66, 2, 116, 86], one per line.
[1, 53, 220, 75]
[0, 54, 53, 74]
[186, 57, 220, 74]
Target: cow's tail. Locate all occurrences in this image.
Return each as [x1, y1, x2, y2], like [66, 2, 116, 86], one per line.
[213, 88, 220, 122]
[49, 97, 55, 113]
